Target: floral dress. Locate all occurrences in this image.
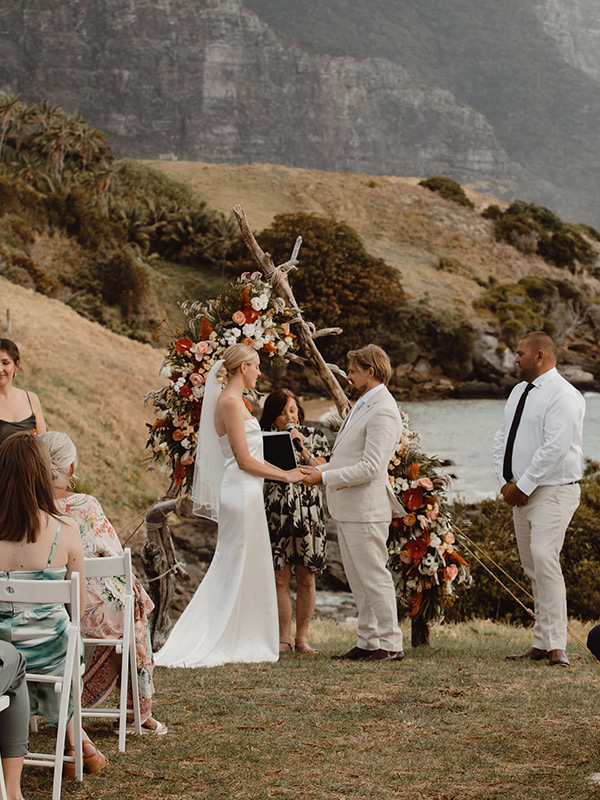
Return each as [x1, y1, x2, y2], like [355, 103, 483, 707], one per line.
[264, 425, 330, 574]
[56, 493, 155, 722]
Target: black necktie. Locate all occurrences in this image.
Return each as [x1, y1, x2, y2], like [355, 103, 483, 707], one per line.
[503, 383, 535, 484]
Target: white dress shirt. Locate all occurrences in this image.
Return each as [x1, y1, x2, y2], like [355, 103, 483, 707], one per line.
[321, 383, 385, 485]
[493, 367, 585, 496]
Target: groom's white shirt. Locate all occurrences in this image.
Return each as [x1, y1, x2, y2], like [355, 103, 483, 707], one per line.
[320, 383, 403, 522]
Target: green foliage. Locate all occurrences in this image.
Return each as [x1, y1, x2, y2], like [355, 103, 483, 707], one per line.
[419, 175, 474, 209]
[487, 200, 598, 272]
[449, 462, 600, 623]
[244, 213, 406, 362]
[474, 275, 583, 346]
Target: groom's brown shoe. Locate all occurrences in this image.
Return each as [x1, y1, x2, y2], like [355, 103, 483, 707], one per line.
[548, 649, 570, 667]
[505, 647, 549, 661]
[331, 646, 371, 661]
[365, 649, 405, 662]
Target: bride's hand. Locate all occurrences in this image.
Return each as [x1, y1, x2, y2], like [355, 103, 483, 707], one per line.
[285, 467, 304, 483]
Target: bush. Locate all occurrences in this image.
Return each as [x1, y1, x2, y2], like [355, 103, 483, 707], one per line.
[487, 199, 599, 272]
[448, 462, 600, 623]
[243, 213, 406, 363]
[419, 175, 474, 209]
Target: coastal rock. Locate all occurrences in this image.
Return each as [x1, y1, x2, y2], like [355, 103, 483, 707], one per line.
[558, 366, 596, 385]
[472, 329, 515, 380]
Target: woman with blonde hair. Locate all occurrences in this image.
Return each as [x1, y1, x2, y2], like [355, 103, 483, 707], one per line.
[155, 343, 303, 667]
[0, 433, 107, 776]
[40, 431, 166, 735]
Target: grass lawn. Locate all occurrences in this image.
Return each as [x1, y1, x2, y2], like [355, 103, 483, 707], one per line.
[24, 619, 600, 800]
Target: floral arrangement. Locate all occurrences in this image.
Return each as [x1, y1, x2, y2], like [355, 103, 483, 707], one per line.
[387, 412, 472, 625]
[146, 273, 297, 491]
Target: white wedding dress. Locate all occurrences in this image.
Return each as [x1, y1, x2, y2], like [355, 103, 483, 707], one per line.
[154, 416, 279, 667]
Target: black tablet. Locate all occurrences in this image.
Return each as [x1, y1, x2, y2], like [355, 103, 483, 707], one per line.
[262, 431, 298, 471]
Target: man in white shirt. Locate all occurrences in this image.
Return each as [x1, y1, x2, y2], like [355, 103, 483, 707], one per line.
[301, 344, 404, 661]
[494, 331, 585, 667]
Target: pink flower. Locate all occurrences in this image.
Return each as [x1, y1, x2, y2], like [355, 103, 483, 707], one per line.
[442, 532, 455, 544]
[243, 337, 254, 346]
[280, 322, 290, 335]
[232, 311, 246, 325]
[189, 372, 205, 386]
[172, 414, 185, 428]
[445, 565, 459, 581]
[194, 340, 211, 355]
[417, 477, 434, 491]
[181, 453, 194, 466]
[425, 501, 439, 521]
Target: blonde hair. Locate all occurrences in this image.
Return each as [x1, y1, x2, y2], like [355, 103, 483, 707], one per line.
[347, 343, 392, 385]
[220, 343, 258, 381]
[39, 431, 78, 481]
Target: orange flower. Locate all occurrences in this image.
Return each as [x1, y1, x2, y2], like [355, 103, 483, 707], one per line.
[200, 316, 213, 340]
[402, 487, 424, 511]
[181, 453, 194, 466]
[173, 461, 186, 486]
[240, 285, 252, 308]
[408, 591, 423, 617]
[152, 418, 167, 430]
[172, 429, 184, 441]
[243, 307, 260, 324]
[242, 397, 253, 412]
[174, 337, 194, 354]
[408, 462, 420, 481]
[403, 532, 430, 563]
[262, 341, 277, 355]
[243, 337, 254, 346]
[417, 477, 434, 491]
[402, 513, 417, 527]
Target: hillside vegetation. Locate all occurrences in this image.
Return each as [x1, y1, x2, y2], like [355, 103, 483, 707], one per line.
[148, 159, 600, 317]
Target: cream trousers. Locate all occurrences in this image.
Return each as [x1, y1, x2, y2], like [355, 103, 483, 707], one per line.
[337, 520, 403, 652]
[513, 483, 580, 651]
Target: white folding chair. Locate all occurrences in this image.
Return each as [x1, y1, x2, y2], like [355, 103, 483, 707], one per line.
[0, 694, 9, 800]
[0, 573, 83, 800]
[81, 549, 142, 752]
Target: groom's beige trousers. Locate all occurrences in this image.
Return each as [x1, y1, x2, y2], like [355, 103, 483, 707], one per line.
[512, 483, 580, 652]
[337, 520, 403, 652]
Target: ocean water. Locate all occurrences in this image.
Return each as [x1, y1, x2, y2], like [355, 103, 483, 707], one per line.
[401, 393, 600, 502]
[306, 393, 600, 502]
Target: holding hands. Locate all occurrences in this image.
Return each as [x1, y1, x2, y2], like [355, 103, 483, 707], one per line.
[299, 466, 322, 486]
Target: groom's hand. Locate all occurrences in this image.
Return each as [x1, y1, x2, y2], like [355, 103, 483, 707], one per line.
[300, 466, 322, 486]
[501, 483, 528, 507]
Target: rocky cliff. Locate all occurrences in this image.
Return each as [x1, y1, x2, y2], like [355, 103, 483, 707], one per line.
[1, 0, 599, 223]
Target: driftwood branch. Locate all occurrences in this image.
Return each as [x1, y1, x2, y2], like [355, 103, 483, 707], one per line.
[313, 327, 343, 339]
[233, 205, 351, 417]
[142, 497, 188, 649]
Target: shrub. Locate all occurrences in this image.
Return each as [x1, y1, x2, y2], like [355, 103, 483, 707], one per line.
[243, 213, 406, 363]
[419, 175, 474, 209]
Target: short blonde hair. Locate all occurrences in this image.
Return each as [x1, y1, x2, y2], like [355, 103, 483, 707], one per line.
[347, 344, 392, 385]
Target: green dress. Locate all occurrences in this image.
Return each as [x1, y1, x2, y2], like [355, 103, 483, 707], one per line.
[264, 425, 330, 574]
[0, 520, 72, 722]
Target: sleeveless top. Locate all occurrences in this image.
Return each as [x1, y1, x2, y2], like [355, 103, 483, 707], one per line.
[0, 391, 36, 444]
[0, 520, 70, 675]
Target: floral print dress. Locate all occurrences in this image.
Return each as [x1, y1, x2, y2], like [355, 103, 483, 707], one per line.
[264, 425, 330, 574]
[55, 493, 155, 722]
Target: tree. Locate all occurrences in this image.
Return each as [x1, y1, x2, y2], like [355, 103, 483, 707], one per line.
[246, 213, 405, 362]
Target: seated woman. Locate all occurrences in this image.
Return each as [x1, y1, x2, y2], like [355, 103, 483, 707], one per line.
[40, 431, 166, 735]
[0, 432, 107, 775]
[0, 339, 46, 445]
[260, 390, 330, 654]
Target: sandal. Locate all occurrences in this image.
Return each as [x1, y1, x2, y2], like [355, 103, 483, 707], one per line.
[113, 717, 168, 735]
[279, 641, 293, 653]
[63, 743, 108, 778]
[295, 639, 318, 655]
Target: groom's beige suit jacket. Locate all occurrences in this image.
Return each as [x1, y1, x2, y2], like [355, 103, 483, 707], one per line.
[321, 385, 404, 523]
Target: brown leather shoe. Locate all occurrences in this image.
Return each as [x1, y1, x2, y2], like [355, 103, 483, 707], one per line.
[505, 647, 549, 661]
[365, 649, 405, 661]
[548, 649, 570, 667]
[331, 646, 372, 661]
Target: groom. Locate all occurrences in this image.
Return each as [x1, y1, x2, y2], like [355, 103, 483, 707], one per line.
[301, 344, 404, 661]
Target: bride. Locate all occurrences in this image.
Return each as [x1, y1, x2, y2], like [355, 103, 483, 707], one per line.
[154, 343, 303, 668]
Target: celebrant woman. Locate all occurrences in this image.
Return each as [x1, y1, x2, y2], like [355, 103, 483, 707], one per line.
[154, 343, 304, 668]
[0, 339, 46, 445]
[261, 390, 329, 654]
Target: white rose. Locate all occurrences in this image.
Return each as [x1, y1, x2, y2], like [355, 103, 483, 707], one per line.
[263, 318, 275, 329]
[160, 363, 172, 378]
[277, 339, 287, 352]
[285, 336, 293, 346]
[253, 338, 265, 350]
[181, 438, 191, 450]
[192, 386, 204, 399]
[243, 323, 256, 337]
